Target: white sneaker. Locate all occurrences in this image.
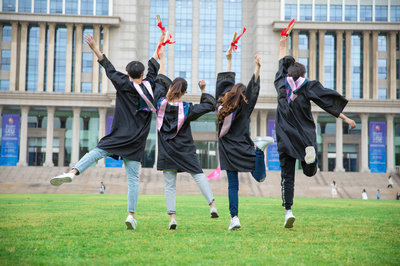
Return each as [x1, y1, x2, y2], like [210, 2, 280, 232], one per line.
[50, 172, 75, 186]
[284, 210, 296, 228]
[228, 217, 241, 230]
[304, 146, 316, 164]
[253, 136, 274, 151]
[210, 207, 219, 218]
[125, 215, 137, 230]
[169, 219, 177, 230]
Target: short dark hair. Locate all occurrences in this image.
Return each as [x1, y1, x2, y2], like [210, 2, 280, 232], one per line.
[125, 61, 145, 79]
[288, 62, 306, 81]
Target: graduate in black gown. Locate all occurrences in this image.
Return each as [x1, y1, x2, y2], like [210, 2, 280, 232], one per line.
[50, 33, 164, 230]
[275, 36, 356, 228]
[216, 48, 273, 231]
[153, 41, 219, 230]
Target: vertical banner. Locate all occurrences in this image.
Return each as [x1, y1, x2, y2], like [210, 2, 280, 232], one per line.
[369, 121, 386, 173]
[0, 114, 20, 166]
[105, 116, 123, 168]
[267, 119, 281, 171]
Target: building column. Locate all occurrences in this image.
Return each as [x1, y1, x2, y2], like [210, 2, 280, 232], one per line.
[362, 31, 370, 99]
[10, 22, 18, 92]
[318, 30, 326, 84]
[44, 107, 55, 167]
[74, 24, 83, 93]
[167, 0, 176, 77]
[309, 30, 317, 80]
[46, 23, 56, 92]
[101, 25, 110, 93]
[70, 107, 81, 166]
[65, 24, 74, 93]
[291, 29, 299, 61]
[17, 106, 30, 166]
[250, 110, 258, 139]
[37, 22, 46, 92]
[259, 110, 267, 137]
[97, 107, 107, 167]
[345, 30, 352, 98]
[336, 30, 344, 95]
[18, 22, 29, 91]
[360, 113, 370, 173]
[371, 31, 379, 99]
[386, 114, 395, 173]
[216, 0, 223, 73]
[389, 32, 397, 100]
[334, 118, 345, 172]
[191, 0, 200, 93]
[92, 24, 101, 93]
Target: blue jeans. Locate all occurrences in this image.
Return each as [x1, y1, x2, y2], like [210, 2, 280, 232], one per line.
[73, 147, 141, 213]
[226, 148, 266, 217]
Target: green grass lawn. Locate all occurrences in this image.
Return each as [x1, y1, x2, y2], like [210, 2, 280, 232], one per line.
[0, 194, 399, 265]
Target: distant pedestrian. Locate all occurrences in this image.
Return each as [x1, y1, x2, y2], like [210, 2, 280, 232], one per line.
[100, 182, 106, 194]
[331, 181, 337, 198]
[362, 189, 368, 200]
[396, 192, 400, 200]
[376, 189, 380, 200]
[387, 175, 393, 188]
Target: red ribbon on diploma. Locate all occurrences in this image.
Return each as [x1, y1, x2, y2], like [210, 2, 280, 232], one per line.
[230, 27, 246, 51]
[281, 19, 295, 37]
[156, 34, 175, 59]
[157, 21, 165, 32]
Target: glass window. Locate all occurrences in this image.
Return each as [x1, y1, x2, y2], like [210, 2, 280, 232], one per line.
[50, 0, 63, 14]
[330, 5, 342, 21]
[397, 59, 399, 80]
[378, 35, 387, 51]
[19, 0, 31, 12]
[375, 5, 388, 22]
[1, 50, 11, 70]
[222, 0, 242, 81]
[285, 4, 297, 20]
[3, 0, 16, 12]
[324, 34, 336, 90]
[82, 52, 93, 72]
[351, 35, 362, 99]
[34, 0, 47, 13]
[360, 5, 372, 21]
[391, 6, 400, 22]
[96, 0, 109, 15]
[199, 0, 217, 94]
[298, 58, 308, 78]
[2, 25, 12, 41]
[0, 80, 9, 91]
[378, 59, 387, 79]
[378, 88, 387, 99]
[81, 82, 92, 93]
[148, 0, 169, 69]
[175, 0, 193, 90]
[299, 33, 308, 50]
[300, 5, 312, 21]
[315, 5, 327, 21]
[26, 26, 40, 92]
[81, 0, 93, 15]
[65, 0, 78, 14]
[345, 5, 357, 21]
[54, 27, 67, 92]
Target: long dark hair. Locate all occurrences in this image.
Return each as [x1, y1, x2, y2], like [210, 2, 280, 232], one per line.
[167, 78, 187, 101]
[217, 83, 247, 124]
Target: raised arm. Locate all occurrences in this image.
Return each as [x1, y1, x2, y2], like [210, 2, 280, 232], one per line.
[279, 36, 288, 59]
[85, 34, 103, 61]
[187, 80, 217, 121]
[226, 49, 232, 72]
[339, 113, 356, 129]
[254, 54, 261, 82]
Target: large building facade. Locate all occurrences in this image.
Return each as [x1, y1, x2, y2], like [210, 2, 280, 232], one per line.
[0, 0, 399, 173]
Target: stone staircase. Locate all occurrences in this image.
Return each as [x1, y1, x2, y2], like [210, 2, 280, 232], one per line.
[0, 166, 398, 200]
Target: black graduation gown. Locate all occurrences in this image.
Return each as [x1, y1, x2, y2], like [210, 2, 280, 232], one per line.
[216, 72, 260, 172]
[274, 55, 348, 161]
[96, 55, 160, 162]
[154, 74, 217, 174]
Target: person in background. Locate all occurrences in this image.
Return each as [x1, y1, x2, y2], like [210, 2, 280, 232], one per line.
[387, 175, 394, 188]
[362, 189, 368, 200]
[100, 182, 106, 194]
[331, 180, 337, 198]
[376, 189, 380, 200]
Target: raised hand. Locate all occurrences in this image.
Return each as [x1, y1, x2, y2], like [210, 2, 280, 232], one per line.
[84, 34, 103, 60]
[346, 118, 356, 129]
[198, 80, 206, 93]
[254, 54, 261, 67]
[226, 49, 232, 61]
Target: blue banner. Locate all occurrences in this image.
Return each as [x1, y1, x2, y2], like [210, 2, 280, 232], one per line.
[105, 115, 123, 168]
[369, 121, 386, 173]
[0, 114, 20, 166]
[267, 119, 281, 171]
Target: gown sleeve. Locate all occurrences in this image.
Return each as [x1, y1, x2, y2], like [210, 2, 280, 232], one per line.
[186, 93, 217, 122]
[154, 74, 172, 104]
[243, 74, 261, 115]
[307, 81, 348, 118]
[143, 58, 160, 88]
[216, 72, 235, 100]
[274, 55, 296, 95]
[98, 54, 131, 92]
